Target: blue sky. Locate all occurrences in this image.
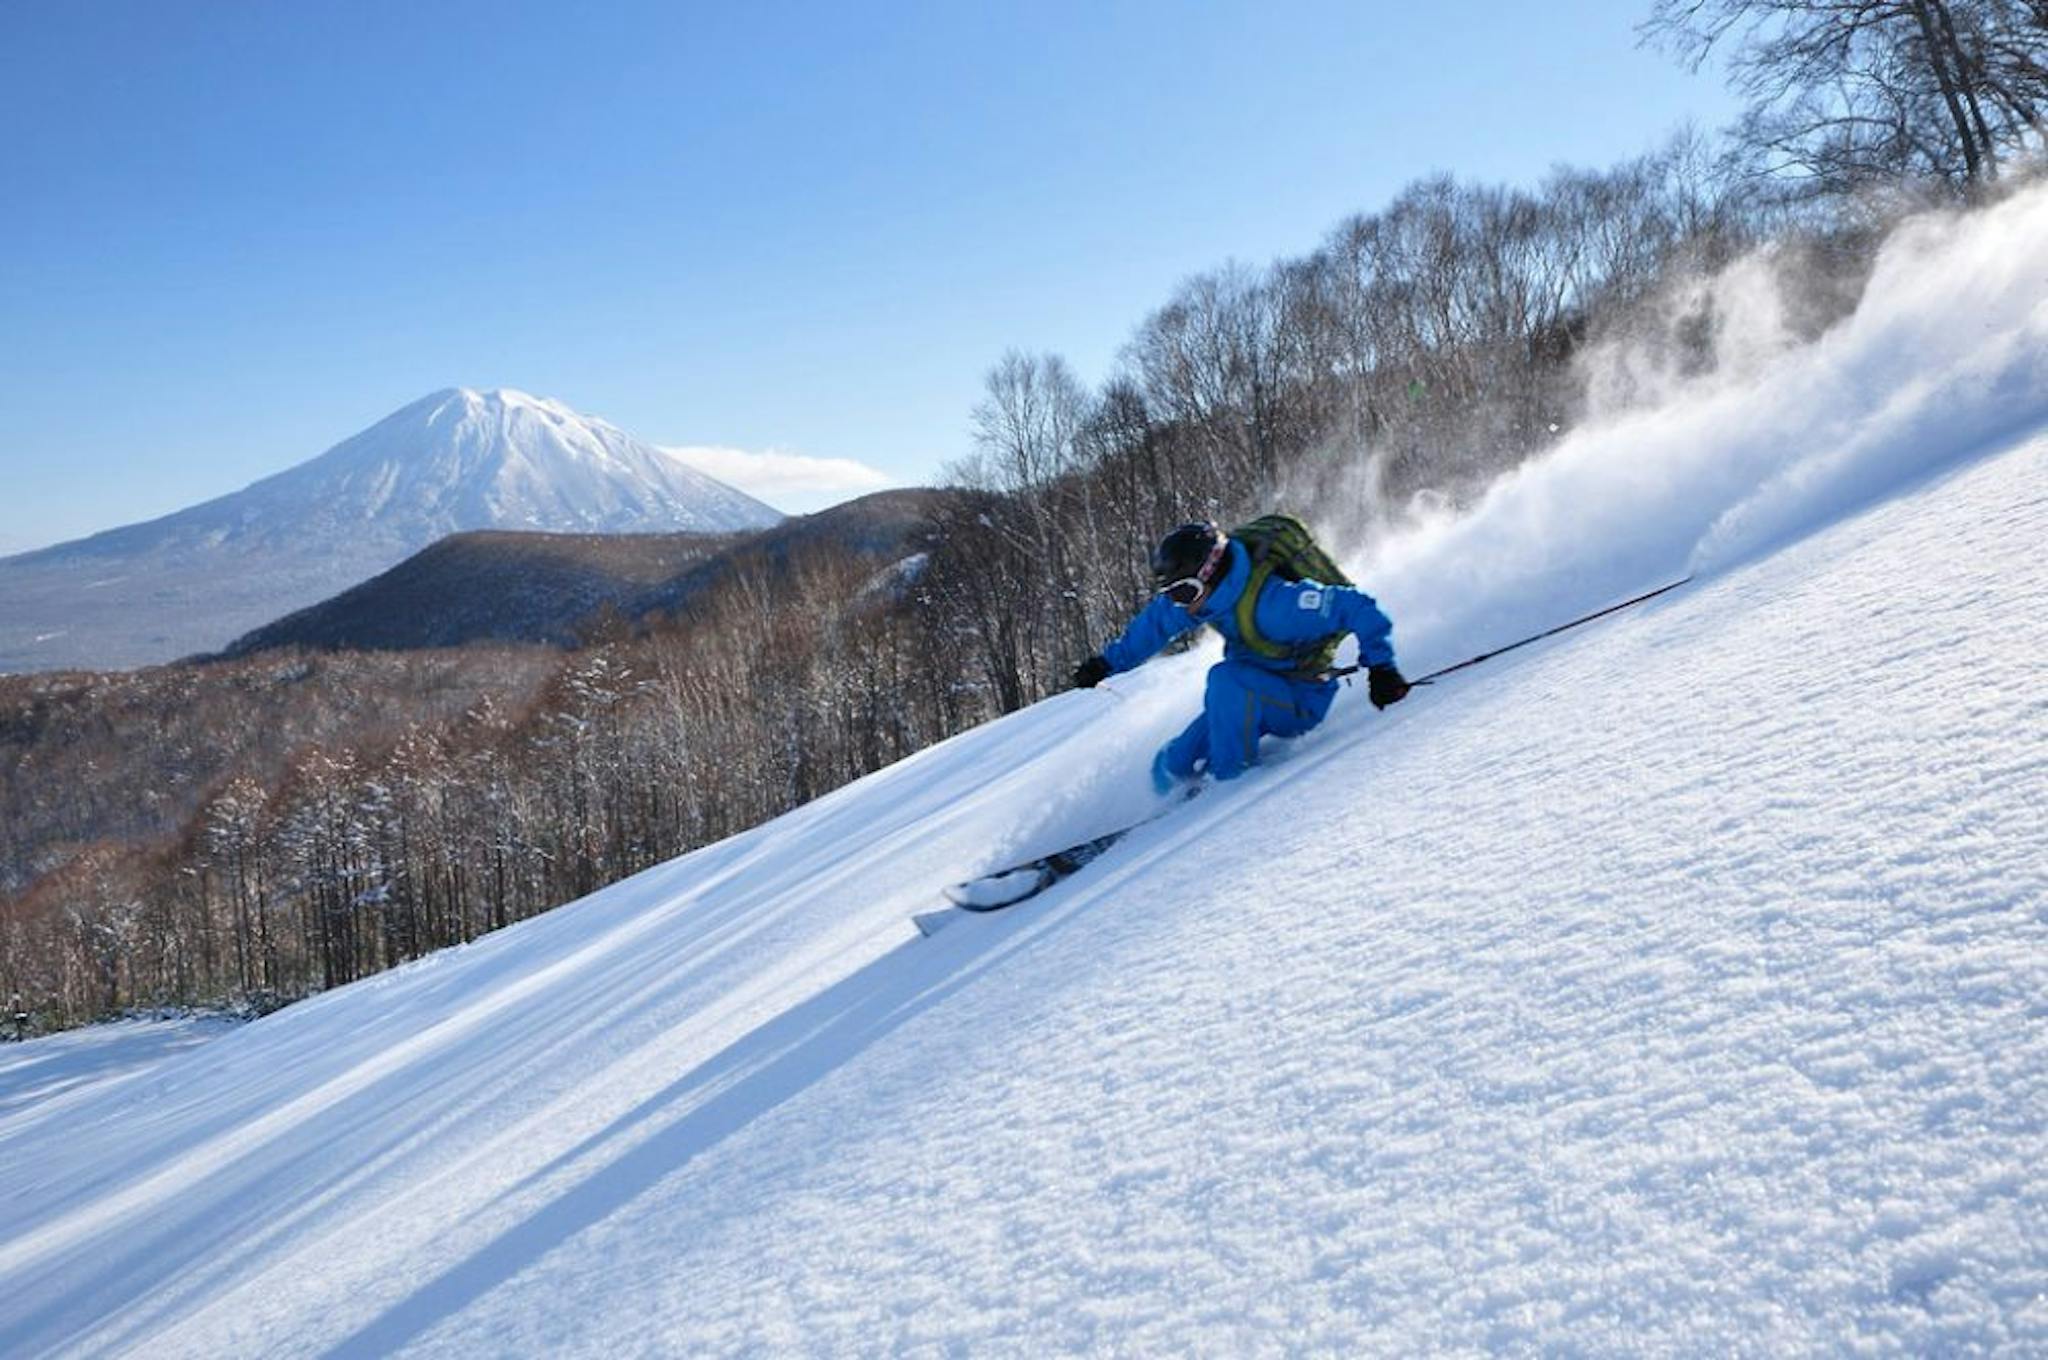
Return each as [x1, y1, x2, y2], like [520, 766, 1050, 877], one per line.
[0, 0, 1734, 551]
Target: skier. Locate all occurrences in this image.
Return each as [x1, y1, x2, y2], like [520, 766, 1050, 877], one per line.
[1072, 518, 1410, 791]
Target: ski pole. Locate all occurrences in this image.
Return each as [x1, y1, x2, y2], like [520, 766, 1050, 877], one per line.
[1330, 574, 1693, 685]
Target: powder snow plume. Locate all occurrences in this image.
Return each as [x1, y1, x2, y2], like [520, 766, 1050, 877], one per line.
[1353, 180, 2048, 674]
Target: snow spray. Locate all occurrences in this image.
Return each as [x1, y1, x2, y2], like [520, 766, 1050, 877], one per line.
[1348, 179, 2048, 677]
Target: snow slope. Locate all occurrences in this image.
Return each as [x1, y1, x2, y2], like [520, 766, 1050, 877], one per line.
[0, 1015, 241, 1127]
[2, 190, 2045, 1355]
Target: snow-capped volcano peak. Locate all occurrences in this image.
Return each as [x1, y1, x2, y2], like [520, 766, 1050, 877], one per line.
[409, 387, 614, 445]
[277, 387, 780, 537]
[0, 389, 785, 670]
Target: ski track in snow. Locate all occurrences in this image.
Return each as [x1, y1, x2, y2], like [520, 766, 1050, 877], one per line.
[0, 430, 2041, 1357]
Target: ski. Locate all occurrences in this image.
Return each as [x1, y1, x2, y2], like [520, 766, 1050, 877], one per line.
[916, 788, 1200, 937]
[946, 824, 1136, 909]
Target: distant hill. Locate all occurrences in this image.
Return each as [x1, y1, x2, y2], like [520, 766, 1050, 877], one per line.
[621, 488, 943, 623]
[0, 388, 783, 673]
[219, 489, 943, 658]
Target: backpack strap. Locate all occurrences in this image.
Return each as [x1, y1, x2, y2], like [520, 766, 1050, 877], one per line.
[1233, 548, 1290, 662]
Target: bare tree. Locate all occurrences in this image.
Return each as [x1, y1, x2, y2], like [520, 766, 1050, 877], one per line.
[960, 352, 1101, 672]
[1645, 0, 2048, 199]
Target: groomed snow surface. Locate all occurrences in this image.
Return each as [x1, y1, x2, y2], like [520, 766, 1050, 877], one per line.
[4, 188, 2047, 1356]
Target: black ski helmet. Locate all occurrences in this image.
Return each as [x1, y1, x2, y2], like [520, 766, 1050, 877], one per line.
[1152, 521, 1228, 605]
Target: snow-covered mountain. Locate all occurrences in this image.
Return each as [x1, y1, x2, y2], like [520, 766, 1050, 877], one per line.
[0, 389, 783, 672]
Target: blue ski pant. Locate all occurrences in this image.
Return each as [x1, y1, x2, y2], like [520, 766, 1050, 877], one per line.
[1158, 660, 1338, 783]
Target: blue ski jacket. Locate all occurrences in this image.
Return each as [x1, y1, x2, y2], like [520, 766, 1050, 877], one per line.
[1100, 540, 1397, 678]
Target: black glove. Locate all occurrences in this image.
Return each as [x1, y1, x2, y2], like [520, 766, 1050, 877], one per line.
[1072, 654, 1112, 689]
[1367, 664, 1411, 710]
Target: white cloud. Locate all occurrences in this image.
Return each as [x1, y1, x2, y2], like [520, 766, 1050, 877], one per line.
[661, 445, 895, 513]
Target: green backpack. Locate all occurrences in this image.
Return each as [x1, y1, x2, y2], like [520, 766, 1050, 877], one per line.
[1227, 513, 1352, 677]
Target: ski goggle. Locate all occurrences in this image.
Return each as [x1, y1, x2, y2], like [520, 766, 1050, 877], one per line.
[1157, 537, 1228, 607]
